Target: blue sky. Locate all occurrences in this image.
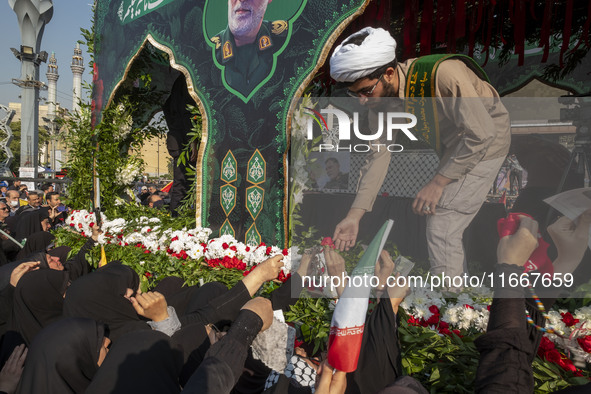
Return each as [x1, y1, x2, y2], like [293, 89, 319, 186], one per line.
[0, 1, 94, 111]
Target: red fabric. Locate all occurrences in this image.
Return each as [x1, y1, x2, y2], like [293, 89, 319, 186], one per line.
[435, 0, 451, 43]
[376, 0, 387, 21]
[420, 0, 434, 56]
[497, 213, 554, 275]
[160, 181, 173, 193]
[540, 0, 553, 63]
[512, 0, 526, 66]
[403, 0, 419, 59]
[327, 325, 365, 372]
[455, 0, 466, 40]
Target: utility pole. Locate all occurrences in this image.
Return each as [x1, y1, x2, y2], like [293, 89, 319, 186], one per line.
[9, 0, 53, 184]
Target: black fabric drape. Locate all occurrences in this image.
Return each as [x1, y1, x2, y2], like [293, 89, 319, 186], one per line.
[15, 231, 55, 260]
[173, 281, 249, 387]
[10, 269, 68, 345]
[15, 211, 48, 242]
[86, 329, 184, 394]
[0, 252, 49, 291]
[182, 309, 263, 394]
[16, 318, 105, 394]
[475, 264, 557, 393]
[63, 261, 148, 342]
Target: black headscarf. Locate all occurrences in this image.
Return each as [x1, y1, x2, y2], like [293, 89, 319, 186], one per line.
[15, 211, 48, 242]
[62, 261, 148, 342]
[16, 231, 55, 260]
[47, 245, 71, 265]
[10, 269, 68, 345]
[86, 329, 183, 394]
[17, 317, 106, 394]
[0, 252, 49, 291]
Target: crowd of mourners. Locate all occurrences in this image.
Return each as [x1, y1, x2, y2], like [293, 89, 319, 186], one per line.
[0, 175, 588, 393]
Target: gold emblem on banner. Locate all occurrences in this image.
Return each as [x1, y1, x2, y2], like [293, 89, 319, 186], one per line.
[223, 41, 233, 59]
[259, 36, 271, 50]
[271, 20, 287, 35]
[211, 36, 221, 49]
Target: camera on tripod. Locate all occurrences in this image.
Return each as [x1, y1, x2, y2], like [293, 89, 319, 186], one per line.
[559, 92, 591, 125]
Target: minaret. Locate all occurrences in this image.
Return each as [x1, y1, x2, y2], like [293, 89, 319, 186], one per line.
[45, 52, 59, 169]
[46, 52, 59, 118]
[70, 43, 84, 113]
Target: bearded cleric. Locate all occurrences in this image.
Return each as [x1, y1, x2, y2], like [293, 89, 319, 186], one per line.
[330, 27, 511, 282]
[211, 0, 288, 97]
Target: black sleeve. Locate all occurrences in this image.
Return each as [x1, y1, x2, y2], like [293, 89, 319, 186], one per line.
[474, 264, 543, 394]
[269, 272, 304, 312]
[179, 281, 251, 328]
[64, 238, 95, 281]
[0, 285, 15, 337]
[182, 309, 263, 393]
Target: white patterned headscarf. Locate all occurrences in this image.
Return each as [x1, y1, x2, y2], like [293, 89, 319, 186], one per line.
[330, 27, 397, 82]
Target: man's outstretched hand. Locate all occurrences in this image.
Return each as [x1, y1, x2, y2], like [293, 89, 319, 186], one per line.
[333, 208, 365, 251]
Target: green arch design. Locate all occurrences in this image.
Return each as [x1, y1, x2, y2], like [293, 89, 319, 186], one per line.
[202, 0, 308, 103]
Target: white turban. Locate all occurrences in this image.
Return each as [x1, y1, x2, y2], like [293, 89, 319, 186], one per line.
[330, 27, 397, 82]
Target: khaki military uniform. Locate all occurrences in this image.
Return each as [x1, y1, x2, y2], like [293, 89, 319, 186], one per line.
[212, 20, 288, 97]
[353, 58, 511, 278]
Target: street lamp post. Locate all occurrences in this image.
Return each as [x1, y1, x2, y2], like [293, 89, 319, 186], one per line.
[9, 0, 53, 184]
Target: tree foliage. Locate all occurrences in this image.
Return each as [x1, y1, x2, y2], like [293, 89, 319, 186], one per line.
[60, 96, 164, 213]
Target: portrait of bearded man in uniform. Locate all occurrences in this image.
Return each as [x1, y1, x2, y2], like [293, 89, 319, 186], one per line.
[208, 0, 295, 99]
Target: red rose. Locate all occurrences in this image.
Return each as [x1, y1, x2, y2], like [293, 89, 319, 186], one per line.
[321, 237, 335, 248]
[143, 250, 150, 254]
[265, 247, 272, 255]
[407, 316, 421, 326]
[544, 349, 562, 364]
[561, 312, 580, 327]
[577, 335, 591, 353]
[230, 245, 237, 252]
[282, 248, 289, 256]
[245, 246, 250, 252]
[222, 243, 229, 250]
[439, 328, 452, 336]
[538, 336, 555, 353]
[438, 321, 449, 330]
[557, 356, 577, 374]
[277, 271, 291, 283]
[429, 305, 440, 315]
[426, 313, 440, 326]
[89, 222, 95, 228]
[144, 272, 152, 278]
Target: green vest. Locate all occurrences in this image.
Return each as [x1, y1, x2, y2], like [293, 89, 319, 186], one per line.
[404, 54, 490, 155]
